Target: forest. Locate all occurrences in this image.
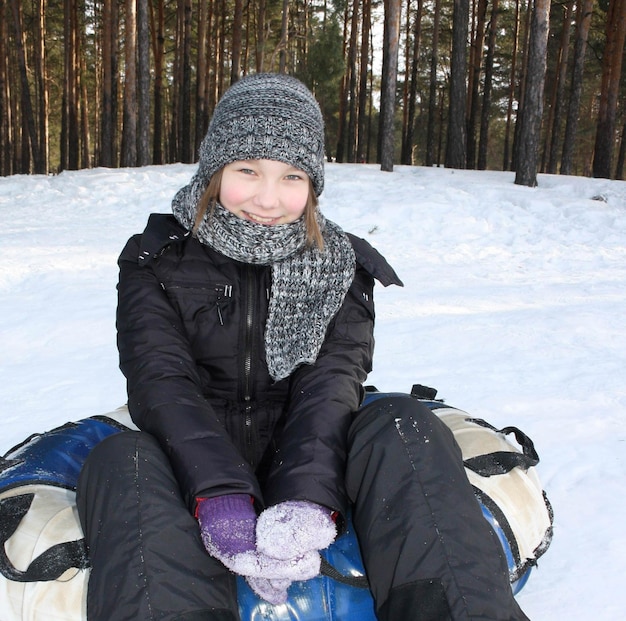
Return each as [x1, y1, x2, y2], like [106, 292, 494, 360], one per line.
[0, 0, 624, 186]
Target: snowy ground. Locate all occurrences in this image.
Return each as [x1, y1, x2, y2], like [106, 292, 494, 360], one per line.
[1, 163, 625, 619]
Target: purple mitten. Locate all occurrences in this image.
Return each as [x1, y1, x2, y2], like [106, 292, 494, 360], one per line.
[197, 494, 257, 560]
[256, 500, 337, 561]
[197, 495, 321, 584]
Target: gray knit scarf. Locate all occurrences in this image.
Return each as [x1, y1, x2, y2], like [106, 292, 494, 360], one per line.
[173, 202, 356, 381]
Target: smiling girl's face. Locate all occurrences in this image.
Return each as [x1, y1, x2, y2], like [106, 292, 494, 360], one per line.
[219, 159, 310, 226]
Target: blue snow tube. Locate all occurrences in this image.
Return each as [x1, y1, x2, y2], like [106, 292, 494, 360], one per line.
[237, 516, 376, 621]
[0, 416, 127, 492]
[0, 414, 376, 620]
[0, 390, 548, 621]
[0, 416, 128, 585]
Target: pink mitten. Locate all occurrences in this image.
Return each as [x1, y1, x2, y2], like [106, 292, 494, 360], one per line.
[217, 548, 321, 581]
[246, 577, 292, 605]
[256, 500, 337, 561]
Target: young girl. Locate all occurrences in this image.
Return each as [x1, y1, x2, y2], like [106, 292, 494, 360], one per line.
[77, 73, 528, 621]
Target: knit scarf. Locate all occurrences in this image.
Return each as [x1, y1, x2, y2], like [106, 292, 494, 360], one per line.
[173, 202, 356, 381]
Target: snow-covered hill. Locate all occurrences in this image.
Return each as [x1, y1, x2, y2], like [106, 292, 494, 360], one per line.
[1, 163, 625, 619]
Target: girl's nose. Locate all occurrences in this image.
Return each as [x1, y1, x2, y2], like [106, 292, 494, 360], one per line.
[253, 181, 280, 210]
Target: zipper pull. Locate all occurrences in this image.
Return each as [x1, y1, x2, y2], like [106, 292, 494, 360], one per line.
[216, 303, 224, 326]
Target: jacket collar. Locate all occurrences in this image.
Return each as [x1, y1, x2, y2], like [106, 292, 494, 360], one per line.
[137, 213, 190, 265]
[137, 213, 237, 268]
[346, 233, 403, 287]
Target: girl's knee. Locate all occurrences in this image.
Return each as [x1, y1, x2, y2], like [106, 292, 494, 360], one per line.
[349, 395, 460, 465]
[350, 395, 441, 438]
[86, 430, 158, 464]
[78, 431, 161, 495]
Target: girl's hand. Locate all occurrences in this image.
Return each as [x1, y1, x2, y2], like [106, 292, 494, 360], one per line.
[256, 500, 337, 561]
[246, 577, 292, 605]
[197, 493, 322, 603]
[197, 494, 257, 559]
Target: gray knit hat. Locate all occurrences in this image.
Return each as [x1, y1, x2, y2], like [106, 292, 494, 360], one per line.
[173, 73, 325, 215]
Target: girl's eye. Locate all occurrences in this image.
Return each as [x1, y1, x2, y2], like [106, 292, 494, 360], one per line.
[285, 174, 303, 181]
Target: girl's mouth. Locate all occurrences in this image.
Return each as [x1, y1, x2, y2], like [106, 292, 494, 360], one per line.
[245, 212, 280, 225]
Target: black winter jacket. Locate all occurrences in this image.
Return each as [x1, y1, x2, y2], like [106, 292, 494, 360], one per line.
[116, 213, 402, 518]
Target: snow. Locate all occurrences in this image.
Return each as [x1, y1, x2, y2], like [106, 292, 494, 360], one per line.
[1, 162, 625, 619]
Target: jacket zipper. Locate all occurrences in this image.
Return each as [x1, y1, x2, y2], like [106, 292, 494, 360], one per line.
[242, 265, 256, 451]
[215, 284, 232, 326]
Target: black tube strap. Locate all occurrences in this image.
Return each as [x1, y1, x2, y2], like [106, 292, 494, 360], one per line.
[0, 493, 89, 582]
[320, 556, 370, 588]
[463, 418, 539, 476]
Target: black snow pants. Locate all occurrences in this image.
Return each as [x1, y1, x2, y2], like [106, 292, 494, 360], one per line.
[77, 396, 529, 621]
[347, 396, 529, 621]
[76, 431, 239, 621]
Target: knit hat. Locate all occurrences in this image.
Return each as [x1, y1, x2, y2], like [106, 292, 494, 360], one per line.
[173, 73, 325, 216]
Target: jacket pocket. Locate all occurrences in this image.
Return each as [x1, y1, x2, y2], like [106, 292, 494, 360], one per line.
[162, 282, 234, 327]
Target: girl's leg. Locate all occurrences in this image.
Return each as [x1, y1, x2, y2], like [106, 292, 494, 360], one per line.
[346, 396, 529, 621]
[76, 431, 239, 621]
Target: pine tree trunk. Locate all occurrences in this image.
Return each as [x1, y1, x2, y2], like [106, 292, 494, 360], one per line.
[503, 0, 521, 171]
[100, 0, 115, 167]
[256, 0, 267, 71]
[511, 2, 533, 172]
[0, 1, 10, 175]
[11, 0, 42, 173]
[514, 0, 550, 187]
[357, 0, 372, 162]
[279, 0, 289, 73]
[544, 1, 573, 174]
[592, 0, 626, 179]
[79, 26, 91, 168]
[426, 0, 441, 167]
[60, 0, 70, 170]
[478, 0, 499, 170]
[466, 0, 488, 170]
[379, 0, 401, 171]
[445, 0, 469, 169]
[68, 0, 80, 170]
[401, 0, 411, 163]
[335, 2, 350, 162]
[181, 0, 193, 162]
[137, 0, 150, 166]
[401, 0, 423, 165]
[34, 0, 49, 173]
[206, 1, 216, 116]
[561, 0, 595, 176]
[216, 0, 226, 101]
[346, 0, 359, 162]
[152, 0, 165, 165]
[195, 0, 208, 152]
[231, 0, 243, 82]
[121, 0, 137, 167]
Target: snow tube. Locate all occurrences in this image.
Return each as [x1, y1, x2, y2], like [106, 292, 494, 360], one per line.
[0, 389, 553, 620]
[362, 386, 554, 591]
[0, 408, 134, 620]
